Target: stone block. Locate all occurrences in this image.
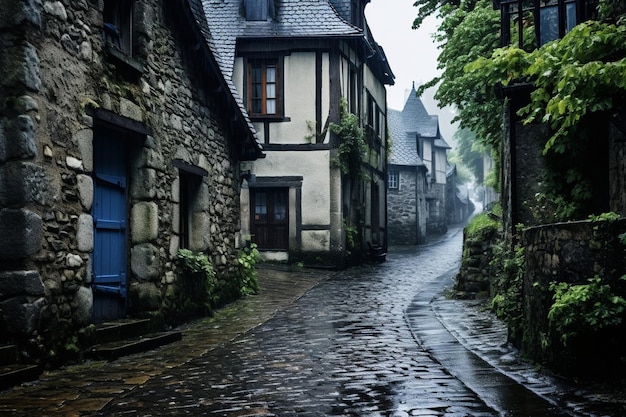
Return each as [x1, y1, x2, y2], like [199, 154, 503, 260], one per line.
[74, 129, 93, 172]
[0, 296, 44, 335]
[0, 208, 42, 260]
[0, 161, 54, 206]
[190, 211, 210, 251]
[43, 1, 67, 21]
[71, 286, 92, 326]
[77, 174, 93, 210]
[130, 201, 159, 244]
[120, 98, 143, 122]
[0, 0, 42, 29]
[76, 213, 93, 252]
[0, 115, 37, 162]
[130, 243, 160, 281]
[129, 282, 161, 311]
[130, 168, 156, 200]
[0, 270, 44, 298]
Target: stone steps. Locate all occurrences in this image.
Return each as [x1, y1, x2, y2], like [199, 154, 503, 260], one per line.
[87, 319, 182, 361]
[0, 345, 41, 390]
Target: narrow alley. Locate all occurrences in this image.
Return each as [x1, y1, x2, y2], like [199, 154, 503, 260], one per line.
[0, 227, 620, 416]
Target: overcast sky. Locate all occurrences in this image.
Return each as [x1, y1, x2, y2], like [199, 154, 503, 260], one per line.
[365, 0, 458, 145]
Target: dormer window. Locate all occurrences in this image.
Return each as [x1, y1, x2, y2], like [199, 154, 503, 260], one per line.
[244, 0, 275, 21]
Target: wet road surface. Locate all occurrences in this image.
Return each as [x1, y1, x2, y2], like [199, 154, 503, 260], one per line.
[96, 228, 499, 416]
[1, 226, 595, 416]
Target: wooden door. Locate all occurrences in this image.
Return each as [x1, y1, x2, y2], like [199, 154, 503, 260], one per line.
[92, 128, 128, 322]
[251, 188, 288, 250]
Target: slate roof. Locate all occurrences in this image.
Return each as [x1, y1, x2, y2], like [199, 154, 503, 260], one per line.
[388, 109, 425, 167]
[202, 0, 364, 79]
[184, 0, 263, 156]
[388, 85, 451, 166]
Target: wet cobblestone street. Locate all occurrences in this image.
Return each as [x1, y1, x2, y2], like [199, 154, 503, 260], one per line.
[94, 228, 496, 417]
[3, 226, 625, 416]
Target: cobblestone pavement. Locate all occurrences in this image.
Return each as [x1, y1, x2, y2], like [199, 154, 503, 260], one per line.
[2, 226, 624, 416]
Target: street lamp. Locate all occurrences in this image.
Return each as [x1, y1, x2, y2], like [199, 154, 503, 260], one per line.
[493, 0, 595, 49]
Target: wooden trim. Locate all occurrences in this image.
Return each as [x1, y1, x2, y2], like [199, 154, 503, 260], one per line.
[248, 176, 303, 188]
[90, 107, 152, 136]
[172, 159, 208, 177]
[262, 143, 331, 151]
[316, 51, 323, 142]
[300, 224, 331, 231]
[329, 50, 341, 148]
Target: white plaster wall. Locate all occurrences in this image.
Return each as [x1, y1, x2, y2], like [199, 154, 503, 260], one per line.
[271, 53, 316, 144]
[363, 66, 387, 108]
[435, 148, 447, 184]
[302, 230, 331, 251]
[251, 150, 331, 225]
[423, 140, 433, 173]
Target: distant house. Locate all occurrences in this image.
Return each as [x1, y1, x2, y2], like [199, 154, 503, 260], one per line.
[387, 87, 451, 244]
[203, 0, 394, 266]
[0, 0, 262, 363]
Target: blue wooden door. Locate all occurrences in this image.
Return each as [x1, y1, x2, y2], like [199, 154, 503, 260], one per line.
[92, 128, 127, 322]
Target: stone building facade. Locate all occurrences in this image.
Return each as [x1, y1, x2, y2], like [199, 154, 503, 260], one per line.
[387, 87, 450, 245]
[204, 0, 394, 266]
[0, 0, 261, 363]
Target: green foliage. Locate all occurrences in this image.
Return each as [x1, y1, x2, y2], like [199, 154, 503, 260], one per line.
[236, 243, 261, 296]
[330, 98, 366, 176]
[548, 276, 626, 346]
[418, 0, 502, 152]
[490, 241, 525, 341]
[344, 221, 358, 255]
[588, 211, 622, 222]
[452, 129, 486, 184]
[167, 249, 217, 320]
[619, 232, 626, 246]
[176, 249, 215, 279]
[464, 209, 501, 240]
[468, 21, 626, 156]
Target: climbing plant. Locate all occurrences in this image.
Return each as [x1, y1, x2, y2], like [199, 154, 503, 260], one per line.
[329, 97, 366, 177]
[466, 20, 626, 156]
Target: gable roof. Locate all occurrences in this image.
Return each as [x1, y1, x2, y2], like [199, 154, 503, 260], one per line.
[202, 0, 394, 85]
[388, 109, 425, 167]
[388, 85, 452, 166]
[203, 0, 363, 80]
[180, 0, 264, 159]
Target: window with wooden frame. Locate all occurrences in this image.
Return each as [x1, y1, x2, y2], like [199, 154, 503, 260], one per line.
[388, 171, 399, 190]
[103, 0, 134, 57]
[248, 60, 281, 117]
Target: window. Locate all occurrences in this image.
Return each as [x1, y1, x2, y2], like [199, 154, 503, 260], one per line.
[388, 171, 399, 190]
[244, 0, 274, 21]
[103, 0, 134, 56]
[248, 60, 280, 117]
[173, 160, 207, 250]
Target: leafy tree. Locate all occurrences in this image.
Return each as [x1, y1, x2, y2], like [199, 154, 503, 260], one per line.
[453, 128, 485, 184]
[417, 0, 502, 151]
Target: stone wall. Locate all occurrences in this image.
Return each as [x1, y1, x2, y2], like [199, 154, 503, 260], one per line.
[521, 219, 626, 374]
[0, 0, 248, 363]
[387, 167, 427, 245]
[455, 227, 498, 297]
[426, 182, 447, 235]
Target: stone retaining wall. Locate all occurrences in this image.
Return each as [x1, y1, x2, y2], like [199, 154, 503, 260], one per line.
[521, 219, 626, 374]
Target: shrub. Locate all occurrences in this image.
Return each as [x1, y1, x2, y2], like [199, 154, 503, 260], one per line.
[548, 276, 626, 346]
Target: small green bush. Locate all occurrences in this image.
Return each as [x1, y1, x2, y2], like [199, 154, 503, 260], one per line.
[548, 276, 626, 346]
[237, 243, 260, 296]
